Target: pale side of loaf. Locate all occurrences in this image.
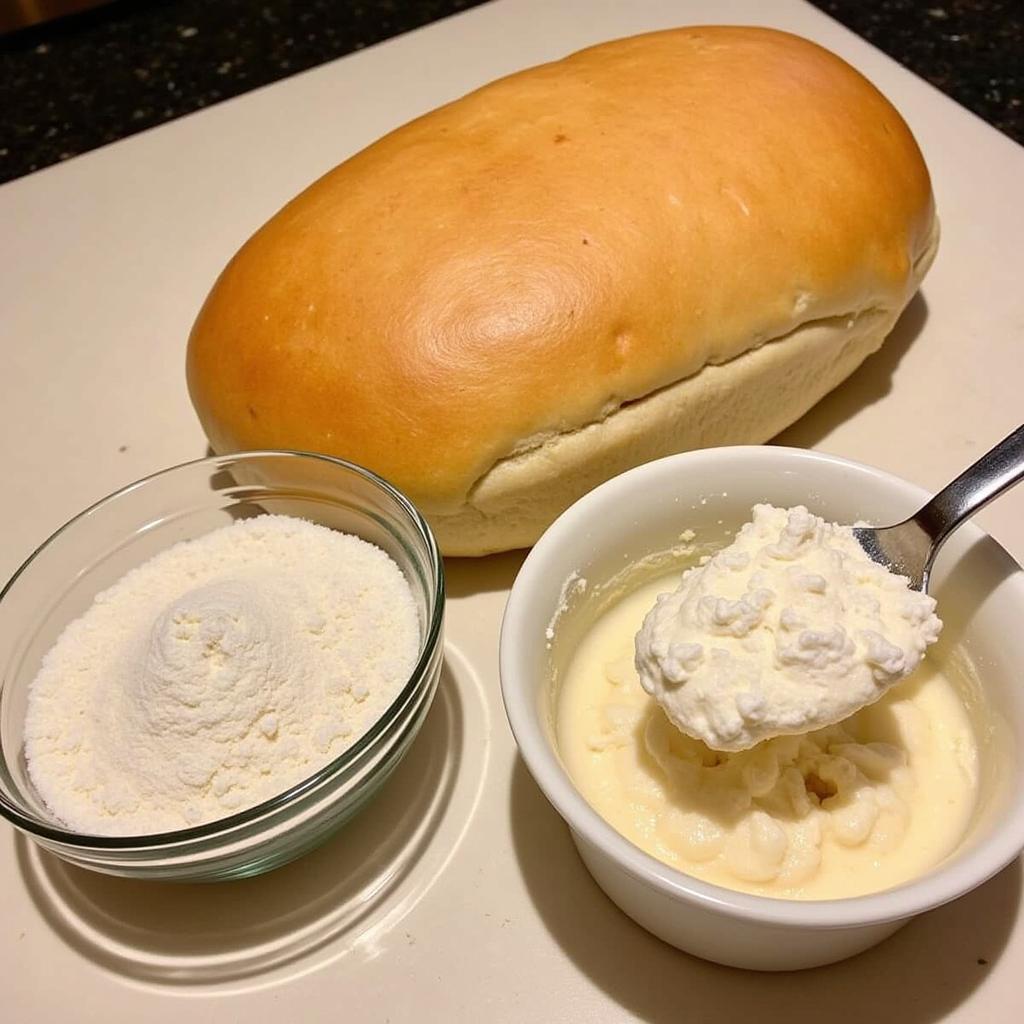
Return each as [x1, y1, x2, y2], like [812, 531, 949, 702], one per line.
[187, 26, 937, 556]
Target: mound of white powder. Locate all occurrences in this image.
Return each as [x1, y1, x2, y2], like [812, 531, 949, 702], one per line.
[24, 515, 421, 835]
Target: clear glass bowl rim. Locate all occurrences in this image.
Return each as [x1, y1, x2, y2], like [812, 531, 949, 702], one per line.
[0, 449, 445, 850]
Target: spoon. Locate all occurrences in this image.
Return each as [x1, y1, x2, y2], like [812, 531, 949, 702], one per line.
[853, 423, 1024, 592]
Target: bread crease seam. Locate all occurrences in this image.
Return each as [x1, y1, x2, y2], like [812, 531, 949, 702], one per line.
[464, 304, 890, 511]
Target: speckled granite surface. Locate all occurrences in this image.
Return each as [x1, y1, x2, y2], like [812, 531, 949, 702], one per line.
[0, 0, 1020, 184]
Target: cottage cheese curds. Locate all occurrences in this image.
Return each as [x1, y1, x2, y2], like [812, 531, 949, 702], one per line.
[635, 504, 943, 751]
[557, 512, 978, 900]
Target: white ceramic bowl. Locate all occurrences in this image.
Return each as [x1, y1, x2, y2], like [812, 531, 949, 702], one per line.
[500, 446, 1024, 971]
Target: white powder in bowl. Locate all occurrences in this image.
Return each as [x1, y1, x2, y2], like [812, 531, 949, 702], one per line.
[24, 514, 421, 835]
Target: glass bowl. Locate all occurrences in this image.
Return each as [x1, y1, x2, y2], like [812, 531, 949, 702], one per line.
[0, 451, 445, 881]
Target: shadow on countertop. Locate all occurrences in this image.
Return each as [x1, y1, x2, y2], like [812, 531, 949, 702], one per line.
[13, 656, 479, 987]
[509, 756, 1020, 1024]
[445, 549, 527, 600]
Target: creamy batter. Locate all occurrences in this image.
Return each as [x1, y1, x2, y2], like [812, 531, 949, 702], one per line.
[558, 576, 979, 899]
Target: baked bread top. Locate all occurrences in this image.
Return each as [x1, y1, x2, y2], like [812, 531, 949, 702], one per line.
[187, 26, 934, 515]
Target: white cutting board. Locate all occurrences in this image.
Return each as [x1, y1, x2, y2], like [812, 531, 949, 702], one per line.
[3, 1, 1023, 1020]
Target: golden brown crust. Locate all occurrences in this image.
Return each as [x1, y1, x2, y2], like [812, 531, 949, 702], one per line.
[187, 26, 935, 543]
[434, 212, 937, 554]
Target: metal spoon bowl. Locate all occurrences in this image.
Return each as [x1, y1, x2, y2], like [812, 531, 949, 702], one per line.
[853, 423, 1024, 592]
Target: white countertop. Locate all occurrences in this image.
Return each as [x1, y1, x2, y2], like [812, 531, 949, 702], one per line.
[3, 0, 1023, 1020]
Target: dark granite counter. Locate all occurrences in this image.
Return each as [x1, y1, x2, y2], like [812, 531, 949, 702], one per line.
[0, 0, 1020, 185]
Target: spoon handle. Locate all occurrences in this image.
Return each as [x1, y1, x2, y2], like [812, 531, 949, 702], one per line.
[916, 423, 1024, 550]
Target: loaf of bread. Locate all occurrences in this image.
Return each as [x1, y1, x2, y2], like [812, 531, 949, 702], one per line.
[187, 26, 937, 555]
